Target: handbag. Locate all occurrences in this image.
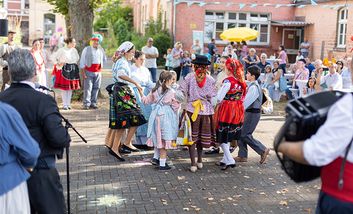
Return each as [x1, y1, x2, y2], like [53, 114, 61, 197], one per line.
[173, 112, 194, 147]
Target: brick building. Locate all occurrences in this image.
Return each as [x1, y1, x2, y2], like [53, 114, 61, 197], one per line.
[130, 0, 353, 62]
[3, 0, 66, 46]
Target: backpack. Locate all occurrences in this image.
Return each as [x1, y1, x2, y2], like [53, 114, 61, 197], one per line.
[261, 88, 273, 114]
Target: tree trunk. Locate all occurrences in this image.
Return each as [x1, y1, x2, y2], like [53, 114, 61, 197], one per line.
[68, 0, 93, 53]
[65, 15, 71, 38]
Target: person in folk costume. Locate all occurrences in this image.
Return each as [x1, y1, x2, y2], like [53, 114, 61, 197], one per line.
[139, 71, 181, 170]
[0, 30, 19, 91]
[179, 54, 217, 172]
[79, 33, 106, 109]
[235, 65, 270, 164]
[31, 39, 48, 91]
[214, 58, 247, 170]
[278, 58, 353, 213]
[51, 37, 81, 110]
[130, 50, 155, 146]
[105, 41, 147, 161]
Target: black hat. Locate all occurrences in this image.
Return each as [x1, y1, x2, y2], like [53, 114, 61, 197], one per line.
[192, 54, 211, 65]
[298, 58, 306, 64]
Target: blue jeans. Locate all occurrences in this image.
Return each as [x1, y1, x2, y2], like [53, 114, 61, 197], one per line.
[83, 71, 101, 107]
[148, 67, 157, 83]
[316, 191, 353, 214]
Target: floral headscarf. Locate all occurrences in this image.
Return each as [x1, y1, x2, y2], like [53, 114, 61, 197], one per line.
[225, 58, 245, 83]
[112, 41, 134, 62]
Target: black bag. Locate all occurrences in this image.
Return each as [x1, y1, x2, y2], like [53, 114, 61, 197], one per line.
[273, 91, 348, 182]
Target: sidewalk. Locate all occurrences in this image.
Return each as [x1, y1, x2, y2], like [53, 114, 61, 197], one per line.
[57, 73, 319, 214]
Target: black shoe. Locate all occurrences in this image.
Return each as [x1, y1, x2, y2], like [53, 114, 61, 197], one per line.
[120, 147, 131, 154]
[205, 147, 220, 155]
[83, 106, 90, 110]
[109, 150, 125, 161]
[90, 105, 98, 109]
[159, 163, 171, 170]
[221, 164, 236, 171]
[215, 161, 226, 166]
[123, 145, 140, 152]
[150, 158, 160, 166]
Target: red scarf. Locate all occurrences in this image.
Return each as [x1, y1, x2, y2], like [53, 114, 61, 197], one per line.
[195, 67, 207, 88]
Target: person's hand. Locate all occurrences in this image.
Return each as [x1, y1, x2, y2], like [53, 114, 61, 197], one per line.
[83, 71, 87, 79]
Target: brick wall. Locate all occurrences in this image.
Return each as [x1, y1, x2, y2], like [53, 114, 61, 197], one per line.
[174, 0, 295, 55]
[295, 0, 353, 60]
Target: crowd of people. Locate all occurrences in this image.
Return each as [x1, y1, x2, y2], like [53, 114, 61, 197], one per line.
[1, 29, 353, 213]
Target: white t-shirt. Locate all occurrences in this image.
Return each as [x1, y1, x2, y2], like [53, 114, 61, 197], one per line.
[142, 46, 159, 68]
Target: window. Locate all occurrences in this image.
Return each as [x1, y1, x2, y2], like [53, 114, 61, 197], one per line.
[337, 7, 348, 48]
[204, 11, 270, 45]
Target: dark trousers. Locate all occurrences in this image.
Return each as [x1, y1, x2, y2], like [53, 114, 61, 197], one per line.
[28, 168, 66, 214]
[148, 67, 157, 83]
[279, 63, 286, 73]
[316, 191, 353, 214]
[1, 68, 10, 91]
[173, 66, 182, 81]
[237, 112, 266, 158]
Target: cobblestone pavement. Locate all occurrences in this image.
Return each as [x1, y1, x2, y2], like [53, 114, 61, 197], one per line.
[55, 71, 320, 214]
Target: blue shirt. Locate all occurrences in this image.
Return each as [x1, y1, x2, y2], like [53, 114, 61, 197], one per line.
[0, 102, 40, 195]
[306, 63, 315, 77]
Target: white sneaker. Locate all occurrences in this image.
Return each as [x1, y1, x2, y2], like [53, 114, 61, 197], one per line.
[196, 162, 203, 169]
[190, 166, 197, 172]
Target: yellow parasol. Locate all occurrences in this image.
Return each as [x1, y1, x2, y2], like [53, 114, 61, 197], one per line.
[220, 27, 259, 42]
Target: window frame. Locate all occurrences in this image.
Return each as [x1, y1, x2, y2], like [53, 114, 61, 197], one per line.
[337, 7, 348, 48]
[204, 11, 271, 46]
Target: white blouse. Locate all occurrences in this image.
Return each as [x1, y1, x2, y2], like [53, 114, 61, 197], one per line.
[130, 64, 154, 89]
[51, 47, 79, 64]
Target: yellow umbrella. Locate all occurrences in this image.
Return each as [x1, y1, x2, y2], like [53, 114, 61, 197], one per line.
[220, 27, 259, 42]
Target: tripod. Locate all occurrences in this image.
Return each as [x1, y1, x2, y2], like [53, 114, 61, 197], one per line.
[59, 113, 87, 214]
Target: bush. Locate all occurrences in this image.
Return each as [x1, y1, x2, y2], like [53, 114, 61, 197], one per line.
[153, 33, 173, 66]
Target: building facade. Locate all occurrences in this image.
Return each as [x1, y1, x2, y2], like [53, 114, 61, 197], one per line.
[131, 0, 353, 62]
[3, 0, 66, 46]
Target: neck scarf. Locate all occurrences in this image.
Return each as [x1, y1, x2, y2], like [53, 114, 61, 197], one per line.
[194, 65, 208, 88]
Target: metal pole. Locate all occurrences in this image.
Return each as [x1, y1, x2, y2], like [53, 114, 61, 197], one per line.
[66, 147, 70, 214]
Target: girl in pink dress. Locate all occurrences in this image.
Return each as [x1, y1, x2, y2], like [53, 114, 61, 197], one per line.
[31, 39, 47, 90]
[139, 71, 181, 170]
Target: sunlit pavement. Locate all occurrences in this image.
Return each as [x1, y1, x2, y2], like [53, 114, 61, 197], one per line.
[55, 70, 319, 214]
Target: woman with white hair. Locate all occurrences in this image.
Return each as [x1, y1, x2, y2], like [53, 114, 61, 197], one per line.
[105, 41, 147, 161]
[242, 48, 259, 72]
[257, 53, 270, 73]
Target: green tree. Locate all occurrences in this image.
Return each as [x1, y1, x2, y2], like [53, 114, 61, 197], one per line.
[45, 0, 109, 52]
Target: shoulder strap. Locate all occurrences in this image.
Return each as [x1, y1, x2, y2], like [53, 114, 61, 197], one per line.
[338, 93, 353, 190]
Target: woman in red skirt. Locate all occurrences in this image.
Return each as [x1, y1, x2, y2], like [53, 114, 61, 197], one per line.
[51, 37, 80, 110]
[215, 58, 247, 170]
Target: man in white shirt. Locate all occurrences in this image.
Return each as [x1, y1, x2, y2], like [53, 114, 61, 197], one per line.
[235, 65, 270, 164]
[142, 38, 159, 83]
[278, 60, 353, 212]
[0, 31, 19, 91]
[318, 63, 342, 90]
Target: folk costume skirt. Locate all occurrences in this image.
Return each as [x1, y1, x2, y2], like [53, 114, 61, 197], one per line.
[216, 100, 244, 143]
[186, 111, 216, 148]
[106, 82, 147, 129]
[53, 64, 81, 90]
